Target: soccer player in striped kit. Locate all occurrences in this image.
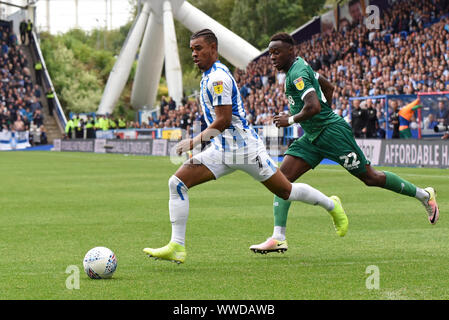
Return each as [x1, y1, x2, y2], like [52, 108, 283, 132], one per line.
[143, 29, 349, 264]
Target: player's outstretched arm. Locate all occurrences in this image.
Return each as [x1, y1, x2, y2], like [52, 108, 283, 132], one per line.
[317, 74, 334, 106]
[274, 91, 321, 127]
[297, 91, 322, 120]
[176, 105, 232, 155]
[198, 105, 232, 143]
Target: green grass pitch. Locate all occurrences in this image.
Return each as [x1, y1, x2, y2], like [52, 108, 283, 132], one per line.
[1, 151, 448, 300]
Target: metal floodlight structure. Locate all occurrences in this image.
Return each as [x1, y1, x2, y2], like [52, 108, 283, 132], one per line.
[97, 0, 261, 115]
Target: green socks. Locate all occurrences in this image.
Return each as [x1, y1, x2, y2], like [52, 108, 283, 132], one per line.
[273, 195, 291, 227]
[383, 171, 417, 197]
[272, 172, 418, 235]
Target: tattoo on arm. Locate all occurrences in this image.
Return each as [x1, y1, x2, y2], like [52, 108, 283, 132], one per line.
[294, 91, 321, 122]
[318, 75, 334, 105]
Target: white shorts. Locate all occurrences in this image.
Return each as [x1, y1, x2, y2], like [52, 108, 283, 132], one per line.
[187, 142, 278, 182]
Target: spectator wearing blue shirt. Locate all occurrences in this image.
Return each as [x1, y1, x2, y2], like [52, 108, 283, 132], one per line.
[436, 101, 449, 125]
[240, 84, 249, 99]
[9, 33, 17, 46]
[357, 41, 366, 56]
[29, 97, 42, 113]
[444, 23, 449, 32]
[34, 84, 41, 98]
[25, 107, 33, 122]
[1, 41, 8, 55]
[369, 49, 379, 67]
[18, 105, 26, 117]
[424, 113, 439, 130]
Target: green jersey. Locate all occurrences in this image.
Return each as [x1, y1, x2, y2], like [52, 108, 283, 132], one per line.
[285, 57, 344, 142]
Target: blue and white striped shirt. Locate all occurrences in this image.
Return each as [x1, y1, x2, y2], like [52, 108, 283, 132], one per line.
[199, 61, 259, 152]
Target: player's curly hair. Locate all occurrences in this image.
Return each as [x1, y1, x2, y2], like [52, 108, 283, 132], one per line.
[270, 32, 295, 46]
[190, 29, 218, 46]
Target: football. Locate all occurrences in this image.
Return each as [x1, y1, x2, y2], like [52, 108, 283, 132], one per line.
[83, 247, 117, 279]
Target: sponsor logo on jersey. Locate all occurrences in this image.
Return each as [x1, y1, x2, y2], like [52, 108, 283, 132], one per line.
[213, 81, 224, 94]
[293, 77, 304, 91]
[288, 96, 295, 106]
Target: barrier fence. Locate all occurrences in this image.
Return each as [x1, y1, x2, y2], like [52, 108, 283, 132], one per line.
[356, 139, 449, 168]
[53, 137, 449, 169]
[67, 124, 302, 156]
[349, 92, 449, 140]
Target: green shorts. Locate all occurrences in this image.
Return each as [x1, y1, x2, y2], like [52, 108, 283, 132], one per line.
[285, 121, 370, 176]
[399, 128, 412, 139]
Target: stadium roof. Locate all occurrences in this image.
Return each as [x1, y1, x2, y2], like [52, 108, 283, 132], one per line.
[0, 0, 34, 9]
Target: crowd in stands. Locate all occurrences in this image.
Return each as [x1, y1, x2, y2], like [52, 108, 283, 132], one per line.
[137, 0, 449, 140]
[235, 0, 449, 138]
[137, 96, 203, 131]
[3, 1, 448, 144]
[65, 97, 203, 139]
[64, 0, 449, 142]
[65, 114, 138, 139]
[150, 96, 203, 131]
[64, 95, 205, 139]
[0, 22, 47, 145]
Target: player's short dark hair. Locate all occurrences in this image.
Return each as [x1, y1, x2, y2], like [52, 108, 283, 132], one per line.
[270, 32, 295, 46]
[190, 29, 218, 46]
[349, 0, 360, 7]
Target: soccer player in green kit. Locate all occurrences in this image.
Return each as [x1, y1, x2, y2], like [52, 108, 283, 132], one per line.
[250, 33, 440, 254]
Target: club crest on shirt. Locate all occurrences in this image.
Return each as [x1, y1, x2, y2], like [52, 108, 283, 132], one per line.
[293, 77, 304, 91]
[213, 81, 224, 94]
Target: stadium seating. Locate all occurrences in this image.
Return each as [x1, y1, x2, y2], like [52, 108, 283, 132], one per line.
[0, 21, 46, 146]
[61, 0, 449, 143]
[145, 0, 449, 140]
[234, 0, 449, 132]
